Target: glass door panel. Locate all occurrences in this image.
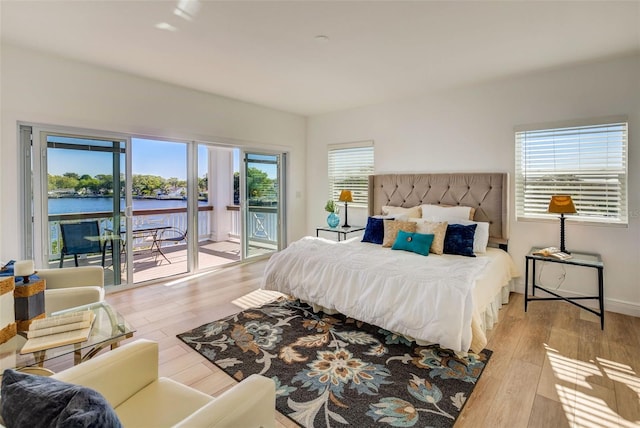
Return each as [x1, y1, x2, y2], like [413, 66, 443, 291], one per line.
[130, 138, 188, 282]
[44, 133, 129, 287]
[196, 145, 240, 270]
[242, 152, 284, 258]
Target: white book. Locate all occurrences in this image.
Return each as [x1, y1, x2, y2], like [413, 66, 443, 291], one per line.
[26, 317, 94, 339]
[29, 311, 92, 331]
[20, 312, 96, 354]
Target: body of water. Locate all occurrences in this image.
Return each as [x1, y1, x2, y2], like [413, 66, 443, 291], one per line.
[48, 197, 206, 214]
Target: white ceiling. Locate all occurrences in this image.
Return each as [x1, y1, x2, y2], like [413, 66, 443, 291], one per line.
[2, 1, 639, 116]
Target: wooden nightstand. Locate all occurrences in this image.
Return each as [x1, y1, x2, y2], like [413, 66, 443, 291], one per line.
[525, 247, 604, 329]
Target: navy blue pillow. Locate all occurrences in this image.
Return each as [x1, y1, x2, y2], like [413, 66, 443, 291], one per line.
[361, 217, 388, 245]
[0, 369, 123, 428]
[392, 230, 434, 256]
[443, 223, 477, 257]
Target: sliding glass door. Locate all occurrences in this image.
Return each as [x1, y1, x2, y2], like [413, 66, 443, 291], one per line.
[32, 129, 132, 286]
[130, 138, 189, 283]
[23, 124, 288, 288]
[242, 152, 285, 258]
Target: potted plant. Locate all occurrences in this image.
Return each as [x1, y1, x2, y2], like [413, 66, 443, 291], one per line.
[325, 200, 340, 228]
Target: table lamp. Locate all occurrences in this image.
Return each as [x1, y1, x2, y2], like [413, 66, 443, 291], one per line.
[339, 190, 353, 228]
[548, 195, 576, 253]
[14, 260, 35, 283]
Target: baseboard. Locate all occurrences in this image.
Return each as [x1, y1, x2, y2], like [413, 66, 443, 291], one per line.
[511, 278, 640, 318]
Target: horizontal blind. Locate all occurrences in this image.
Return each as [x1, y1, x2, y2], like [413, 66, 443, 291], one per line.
[515, 122, 628, 224]
[328, 145, 374, 206]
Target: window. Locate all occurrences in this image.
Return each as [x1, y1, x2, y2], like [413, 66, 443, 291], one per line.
[328, 141, 374, 206]
[515, 118, 628, 224]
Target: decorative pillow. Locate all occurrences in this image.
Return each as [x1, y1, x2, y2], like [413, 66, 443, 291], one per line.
[361, 217, 386, 245]
[448, 219, 490, 253]
[443, 223, 477, 257]
[421, 204, 475, 221]
[392, 231, 434, 256]
[407, 218, 448, 255]
[381, 205, 421, 219]
[0, 369, 123, 428]
[382, 220, 417, 247]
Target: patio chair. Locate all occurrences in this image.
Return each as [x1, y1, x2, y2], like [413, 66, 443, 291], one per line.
[59, 221, 104, 268]
[154, 227, 187, 264]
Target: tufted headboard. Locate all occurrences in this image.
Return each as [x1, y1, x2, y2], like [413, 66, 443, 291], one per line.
[368, 173, 509, 245]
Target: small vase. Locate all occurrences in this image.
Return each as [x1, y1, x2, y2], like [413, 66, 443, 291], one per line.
[327, 212, 340, 228]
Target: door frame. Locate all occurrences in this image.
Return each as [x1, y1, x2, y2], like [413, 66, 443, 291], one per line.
[240, 150, 286, 259]
[25, 123, 134, 286]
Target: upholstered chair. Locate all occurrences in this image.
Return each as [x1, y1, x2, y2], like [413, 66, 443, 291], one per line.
[37, 266, 104, 315]
[0, 339, 276, 428]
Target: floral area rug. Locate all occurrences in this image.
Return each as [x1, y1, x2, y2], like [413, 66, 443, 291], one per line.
[177, 298, 492, 428]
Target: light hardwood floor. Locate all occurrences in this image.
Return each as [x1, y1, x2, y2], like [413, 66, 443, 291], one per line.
[48, 260, 639, 427]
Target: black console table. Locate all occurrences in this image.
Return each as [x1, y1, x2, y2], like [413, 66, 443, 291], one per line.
[525, 247, 604, 329]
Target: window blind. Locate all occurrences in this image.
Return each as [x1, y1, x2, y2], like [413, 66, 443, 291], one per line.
[328, 144, 374, 206]
[515, 121, 628, 224]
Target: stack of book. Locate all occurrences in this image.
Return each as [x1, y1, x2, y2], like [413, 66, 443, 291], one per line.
[20, 311, 96, 354]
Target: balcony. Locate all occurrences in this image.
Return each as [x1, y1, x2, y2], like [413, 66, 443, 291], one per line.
[48, 205, 277, 286]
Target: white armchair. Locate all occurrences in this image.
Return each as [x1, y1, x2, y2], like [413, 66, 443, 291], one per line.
[51, 339, 276, 427]
[37, 266, 104, 315]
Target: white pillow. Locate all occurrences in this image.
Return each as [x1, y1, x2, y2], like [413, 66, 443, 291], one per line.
[421, 204, 473, 222]
[382, 205, 421, 219]
[448, 219, 490, 253]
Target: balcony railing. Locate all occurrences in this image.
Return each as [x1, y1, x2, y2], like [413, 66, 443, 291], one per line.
[48, 205, 279, 260]
[48, 206, 213, 260]
[227, 205, 278, 248]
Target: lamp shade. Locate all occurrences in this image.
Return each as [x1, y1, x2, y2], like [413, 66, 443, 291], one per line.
[339, 190, 353, 203]
[548, 195, 577, 214]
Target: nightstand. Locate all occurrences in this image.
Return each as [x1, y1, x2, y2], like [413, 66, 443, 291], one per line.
[525, 247, 604, 329]
[316, 225, 365, 242]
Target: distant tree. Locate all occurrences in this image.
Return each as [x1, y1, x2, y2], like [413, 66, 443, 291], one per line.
[132, 174, 164, 196]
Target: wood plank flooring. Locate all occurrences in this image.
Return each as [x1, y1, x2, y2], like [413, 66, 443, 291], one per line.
[47, 260, 640, 427]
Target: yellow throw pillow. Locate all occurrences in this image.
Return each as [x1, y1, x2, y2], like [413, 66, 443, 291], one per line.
[382, 220, 417, 247]
[381, 205, 422, 219]
[414, 220, 448, 255]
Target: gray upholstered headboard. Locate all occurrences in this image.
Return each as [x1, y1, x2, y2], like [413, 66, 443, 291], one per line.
[368, 173, 509, 245]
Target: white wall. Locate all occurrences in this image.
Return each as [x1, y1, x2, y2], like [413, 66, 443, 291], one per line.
[0, 43, 307, 261]
[307, 55, 640, 317]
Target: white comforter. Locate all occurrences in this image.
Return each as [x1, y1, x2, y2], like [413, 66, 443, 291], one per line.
[262, 236, 491, 352]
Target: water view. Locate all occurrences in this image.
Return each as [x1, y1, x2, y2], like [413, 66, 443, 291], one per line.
[48, 198, 207, 215]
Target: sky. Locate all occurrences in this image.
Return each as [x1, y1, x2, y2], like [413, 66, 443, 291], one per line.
[47, 137, 276, 180]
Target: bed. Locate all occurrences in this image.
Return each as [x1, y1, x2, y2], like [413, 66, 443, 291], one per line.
[262, 173, 518, 353]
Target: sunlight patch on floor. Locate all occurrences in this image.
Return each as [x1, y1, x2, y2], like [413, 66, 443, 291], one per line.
[232, 289, 285, 310]
[546, 344, 639, 428]
[162, 269, 222, 287]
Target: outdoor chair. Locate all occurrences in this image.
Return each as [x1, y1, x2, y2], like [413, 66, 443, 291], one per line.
[59, 221, 104, 268]
[154, 227, 187, 264]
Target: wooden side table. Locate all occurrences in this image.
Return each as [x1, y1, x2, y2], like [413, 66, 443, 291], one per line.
[0, 276, 17, 344]
[525, 247, 604, 329]
[13, 277, 46, 332]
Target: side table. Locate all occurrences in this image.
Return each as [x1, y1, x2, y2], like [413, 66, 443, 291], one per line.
[13, 277, 46, 332]
[316, 225, 365, 242]
[525, 247, 604, 329]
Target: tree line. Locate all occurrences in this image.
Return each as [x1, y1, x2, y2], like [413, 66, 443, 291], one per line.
[48, 168, 275, 203]
[48, 172, 207, 197]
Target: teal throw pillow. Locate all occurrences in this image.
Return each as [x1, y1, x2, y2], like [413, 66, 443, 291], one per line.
[391, 230, 434, 256]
